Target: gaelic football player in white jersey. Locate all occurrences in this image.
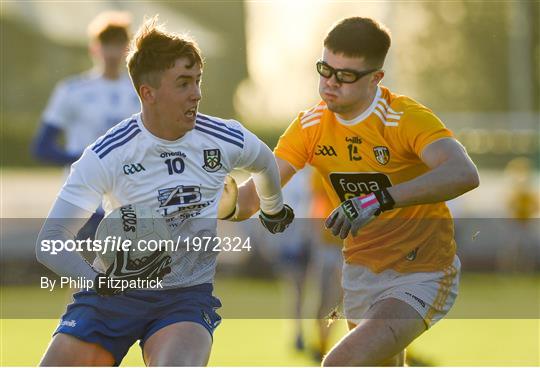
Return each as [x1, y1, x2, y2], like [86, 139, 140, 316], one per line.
[32, 11, 140, 240]
[33, 11, 139, 167]
[35, 17, 294, 366]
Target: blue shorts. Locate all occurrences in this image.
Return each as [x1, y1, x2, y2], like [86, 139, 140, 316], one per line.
[54, 283, 221, 365]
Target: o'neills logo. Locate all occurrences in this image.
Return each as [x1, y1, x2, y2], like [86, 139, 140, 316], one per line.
[160, 151, 186, 158]
[60, 319, 77, 327]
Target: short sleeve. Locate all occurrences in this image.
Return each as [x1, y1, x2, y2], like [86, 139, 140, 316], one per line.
[42, 81, 73, 129]
[399, 108, 454, 158]
[58, 148, 111, 212]
[233, 124, 263, 169]
[274, 116, 310, 170]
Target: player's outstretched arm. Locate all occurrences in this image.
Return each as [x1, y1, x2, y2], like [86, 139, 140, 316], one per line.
[36, 198, 99, 281]
[235, 157, 296, 220]
[31, 124, 80, 165]
[388, 137, 479, 207]
[33, 79, 81, 165]
[326, 138, 479, 238]
[232, 131, 295, 232]
[36, 146, 111, 281]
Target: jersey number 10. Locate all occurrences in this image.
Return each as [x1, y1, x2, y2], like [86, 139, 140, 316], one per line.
[164, 158, 185, 175]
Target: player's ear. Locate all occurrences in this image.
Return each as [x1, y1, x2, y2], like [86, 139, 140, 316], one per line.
[139, 84, 155, 104]
[371, 70, 384, 85]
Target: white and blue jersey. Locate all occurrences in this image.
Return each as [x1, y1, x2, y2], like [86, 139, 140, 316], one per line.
[59, 112, 265, 288]
[41, 70, 140, 156]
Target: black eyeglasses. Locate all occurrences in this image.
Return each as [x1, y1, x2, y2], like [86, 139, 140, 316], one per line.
[316, 60, 379, 84]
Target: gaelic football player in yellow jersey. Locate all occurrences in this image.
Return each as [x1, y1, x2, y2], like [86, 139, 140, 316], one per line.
[233, 16, 479, 366]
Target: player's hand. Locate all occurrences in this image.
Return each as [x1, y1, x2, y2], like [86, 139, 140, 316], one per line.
[325, 189, 395, 239]
[95, 249, 172, 296]
[218, 175, 239, 220]
[259, 204, 294, 234]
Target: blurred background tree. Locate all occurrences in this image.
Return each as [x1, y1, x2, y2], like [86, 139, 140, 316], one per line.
[392, 1, 538, 112]
[1, 1, 247, 166]
[1, 1, 538, 167]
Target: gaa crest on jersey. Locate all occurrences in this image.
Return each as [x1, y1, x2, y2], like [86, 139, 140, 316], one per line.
[315, 145, 337, 157]
[123, 163, 145, 175]
[373, 146, 390, 165]
[202, 149, 222, 172]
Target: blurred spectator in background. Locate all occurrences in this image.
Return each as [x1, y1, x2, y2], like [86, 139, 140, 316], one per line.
[497, 157, 539, 272]
[31, 11, 140, 240]
[32, 11, 139, 168]
[274, 168, 313, 352]
[308, 171, 343, 361]
[269, 169, 344, 361]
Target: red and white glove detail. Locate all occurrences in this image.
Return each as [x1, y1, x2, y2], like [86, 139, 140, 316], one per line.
[325, 189, 395, 239]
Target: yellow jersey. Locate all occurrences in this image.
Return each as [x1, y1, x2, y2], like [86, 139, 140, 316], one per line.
[508, 188, 539, 222]
[310, 170, 334, 218]
[310, 170, 342, 247]
[275, 86, 456, 273]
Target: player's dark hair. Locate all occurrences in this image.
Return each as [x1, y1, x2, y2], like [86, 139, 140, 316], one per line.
[324, 17, 391, 68]
[87, 11, 131, 45]
[126, 16, 203, 95]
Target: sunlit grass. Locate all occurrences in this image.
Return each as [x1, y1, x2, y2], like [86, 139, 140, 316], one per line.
[1, 274, 538, 366]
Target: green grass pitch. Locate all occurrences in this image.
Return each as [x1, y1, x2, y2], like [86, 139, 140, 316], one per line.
[1, 274, 538, 366]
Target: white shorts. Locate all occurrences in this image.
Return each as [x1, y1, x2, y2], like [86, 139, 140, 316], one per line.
[342, 256, 460, 328]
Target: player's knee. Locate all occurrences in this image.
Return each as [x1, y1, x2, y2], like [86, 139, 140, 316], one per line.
[148, 351, 208, 367]
[323, 350, 400, 367]
[39, 334, 114, 366]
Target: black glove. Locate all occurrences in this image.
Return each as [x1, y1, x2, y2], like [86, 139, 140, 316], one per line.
[259, 204, 295, 234]
[95, 249, 172, 296]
